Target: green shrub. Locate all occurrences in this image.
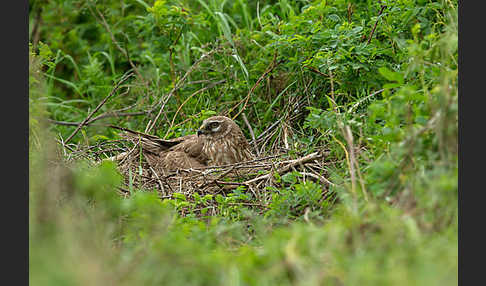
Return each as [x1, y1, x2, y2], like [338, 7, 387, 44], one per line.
[29, 0, 457, 285]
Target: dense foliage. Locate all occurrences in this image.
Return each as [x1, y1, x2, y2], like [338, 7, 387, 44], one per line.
[29, 0, 457, 285]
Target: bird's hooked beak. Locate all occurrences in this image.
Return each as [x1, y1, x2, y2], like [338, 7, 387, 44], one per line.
[197, 123, 208, 136]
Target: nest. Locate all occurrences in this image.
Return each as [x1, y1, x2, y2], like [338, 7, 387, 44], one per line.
[64, 125, 333, 217]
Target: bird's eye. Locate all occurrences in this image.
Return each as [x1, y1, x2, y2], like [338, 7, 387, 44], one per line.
[210, 122, 219, 128]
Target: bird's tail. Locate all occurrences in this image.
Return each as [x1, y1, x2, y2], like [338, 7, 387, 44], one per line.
[109, 125, 182, 154]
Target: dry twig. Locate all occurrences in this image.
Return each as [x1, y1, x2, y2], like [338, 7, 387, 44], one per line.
[88, 4, 145, 84]
[146, 48, 219, 134]
[366, 5, 387, 44]
[244, 152, 322, 184]
[230, 53, 283, 119]
[344, 125, 368, 201]
[63, 72, 133, 144]
[242, 113, 260, 156]
[163, 79, 227, 138]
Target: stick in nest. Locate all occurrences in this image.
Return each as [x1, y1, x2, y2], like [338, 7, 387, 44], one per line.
[244, 152, 323, 184]
[242, 113, 260, 156]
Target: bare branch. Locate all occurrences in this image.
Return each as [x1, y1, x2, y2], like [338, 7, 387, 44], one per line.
[242, 113, 260, 156]
[88, 3, 146, 84]
[366, 5, 387, 44]
[244, 152, 323, 184]
[163, 79, 227, 139]
[146, 48, 219, 134]
[63, 72, 133, 144]
[230, 52, 283, 120]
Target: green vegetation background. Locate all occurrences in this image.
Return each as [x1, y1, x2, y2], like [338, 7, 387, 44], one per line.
[29, 0, 457, 285]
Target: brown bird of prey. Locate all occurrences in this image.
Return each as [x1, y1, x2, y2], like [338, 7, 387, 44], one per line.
[122, 116, 254, 175]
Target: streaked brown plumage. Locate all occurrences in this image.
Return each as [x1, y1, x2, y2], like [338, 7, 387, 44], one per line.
[125, 116, 254, 175]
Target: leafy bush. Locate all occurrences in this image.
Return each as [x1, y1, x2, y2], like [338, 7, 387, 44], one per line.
[29, 0, 457, 285]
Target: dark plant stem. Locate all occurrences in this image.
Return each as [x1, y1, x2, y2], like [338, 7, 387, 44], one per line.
[366, 5, 387, 44]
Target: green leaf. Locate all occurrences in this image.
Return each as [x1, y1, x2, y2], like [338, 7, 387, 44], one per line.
[134, 0, 150, 9]
[378, 67, 404, 84]
[91, 135, 109, 141]
[383, 82, 402, 89]
[328, 14, 341, 22]
[172, 193, 187, 201]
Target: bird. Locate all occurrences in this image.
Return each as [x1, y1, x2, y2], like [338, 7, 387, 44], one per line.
[119, 115, 255, 175]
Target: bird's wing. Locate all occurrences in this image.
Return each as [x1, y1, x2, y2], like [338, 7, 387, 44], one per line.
[118, 127, 207, 170]
[161, 151, 206, 171]
[143, 135, 207, 174]
[168, 134, 208, 165]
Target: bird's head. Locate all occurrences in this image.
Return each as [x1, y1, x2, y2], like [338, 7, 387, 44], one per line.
[197, 116, 235, 139]
[197, 115, 254, 164]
